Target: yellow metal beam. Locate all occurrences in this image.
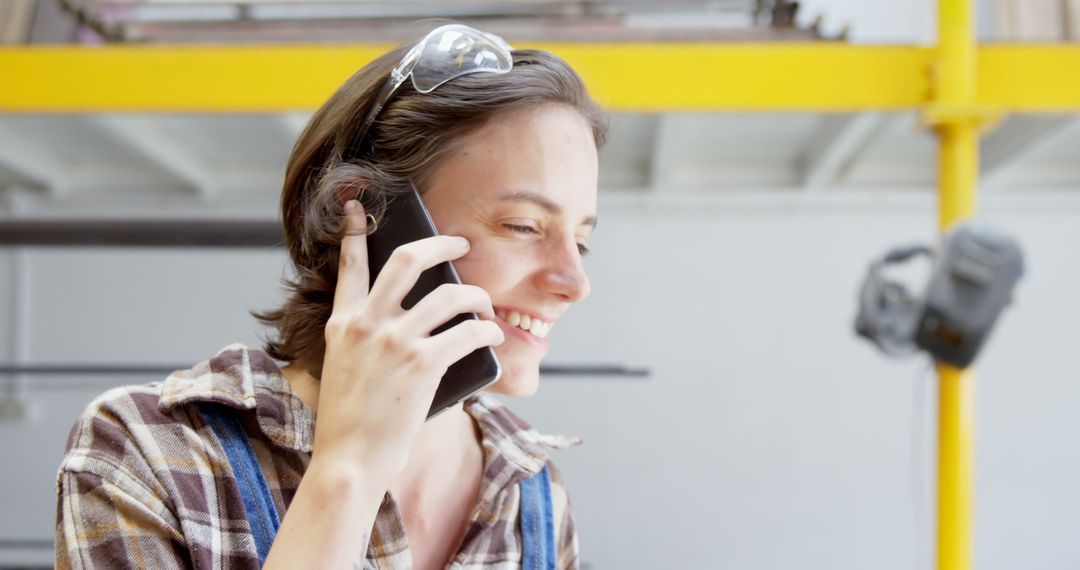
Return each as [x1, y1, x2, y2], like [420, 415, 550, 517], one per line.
[548, 43, 931, 111]
[978, 45, 1080, 112]
[5, 42, 1080, 113]
[3, 43, 1077, 113]
[0, 44, 393, 113]
[0, 44, 931, 112]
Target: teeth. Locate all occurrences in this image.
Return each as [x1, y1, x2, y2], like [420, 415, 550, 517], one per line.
[500, 310, 552, 339]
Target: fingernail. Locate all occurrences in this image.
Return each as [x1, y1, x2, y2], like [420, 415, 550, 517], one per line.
[345, 200, 358, 211]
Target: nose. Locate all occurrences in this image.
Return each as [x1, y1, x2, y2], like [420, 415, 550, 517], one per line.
[535, 237, 591, 303]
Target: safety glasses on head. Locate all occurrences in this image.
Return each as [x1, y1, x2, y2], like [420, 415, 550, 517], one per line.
[348, 23, 514, 156]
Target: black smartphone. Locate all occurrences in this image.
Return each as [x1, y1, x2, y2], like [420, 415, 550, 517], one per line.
[365, 184, 502, 419]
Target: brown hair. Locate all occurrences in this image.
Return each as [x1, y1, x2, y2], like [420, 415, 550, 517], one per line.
[253, 41, 608, 374]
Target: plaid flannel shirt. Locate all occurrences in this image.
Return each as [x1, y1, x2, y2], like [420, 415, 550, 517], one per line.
[55, 344, 581, 569]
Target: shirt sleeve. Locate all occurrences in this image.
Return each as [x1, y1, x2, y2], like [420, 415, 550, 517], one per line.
[56, 460, 190, 569]
[547, 462, 580, 570]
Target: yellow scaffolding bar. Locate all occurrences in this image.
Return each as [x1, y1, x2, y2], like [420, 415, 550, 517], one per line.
[2, 43, 1080, 112]
[929, 1, 978, 569]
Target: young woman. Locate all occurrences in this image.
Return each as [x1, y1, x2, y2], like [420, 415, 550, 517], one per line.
[56, 24, 607, 570]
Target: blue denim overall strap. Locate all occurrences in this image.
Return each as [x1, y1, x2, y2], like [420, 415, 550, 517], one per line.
[197, 403, 281, 565]
[519, 464, 556, 570]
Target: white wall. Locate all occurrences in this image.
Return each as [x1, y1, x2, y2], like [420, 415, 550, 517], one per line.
[2, 191, 1079, 569]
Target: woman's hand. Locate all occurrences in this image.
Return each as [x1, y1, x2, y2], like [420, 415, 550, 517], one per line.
[310, 199, 505, 486]
[268, 198, 503, 569]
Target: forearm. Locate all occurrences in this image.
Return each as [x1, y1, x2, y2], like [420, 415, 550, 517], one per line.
[263, 458, 387, 569]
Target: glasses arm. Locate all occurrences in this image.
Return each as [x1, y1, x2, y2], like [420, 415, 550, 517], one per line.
[345, 66, 409, 159]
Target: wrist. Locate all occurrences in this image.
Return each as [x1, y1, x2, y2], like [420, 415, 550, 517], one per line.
[305, 454, 391, 504]
[310, 436, 409, 487]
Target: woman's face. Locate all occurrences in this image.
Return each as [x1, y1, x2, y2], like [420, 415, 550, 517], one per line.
[422, 104, 599, 397]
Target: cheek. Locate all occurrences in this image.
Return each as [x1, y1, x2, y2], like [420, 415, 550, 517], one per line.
[451, 242, 547, 396]
[451, 241, 521, 292]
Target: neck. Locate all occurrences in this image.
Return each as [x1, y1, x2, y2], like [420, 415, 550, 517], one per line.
[397, 405, 481, 491]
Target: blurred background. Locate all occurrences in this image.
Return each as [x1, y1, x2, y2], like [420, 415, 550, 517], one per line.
[1, 1, 1080, 568]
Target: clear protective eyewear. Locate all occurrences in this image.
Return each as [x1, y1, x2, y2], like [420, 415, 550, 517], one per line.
[348, 24, 514, 156]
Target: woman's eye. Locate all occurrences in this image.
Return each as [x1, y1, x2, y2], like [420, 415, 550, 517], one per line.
[503, 223, 590, 256]
[503, 223, 540, 235]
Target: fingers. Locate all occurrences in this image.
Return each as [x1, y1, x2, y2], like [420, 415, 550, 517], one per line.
[366, 236, 471, 313]
[333, 200, 371, 315]
[397, 284, 494, 337]
[424, 319, 505, 373]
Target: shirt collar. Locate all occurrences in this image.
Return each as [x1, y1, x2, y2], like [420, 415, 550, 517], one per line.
[158, 344, 580, 475]
[158, 343, 315, 452]
[464, 392, 581, 477]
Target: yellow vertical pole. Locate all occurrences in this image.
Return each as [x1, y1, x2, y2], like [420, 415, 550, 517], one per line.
[935, 0, 977, 569]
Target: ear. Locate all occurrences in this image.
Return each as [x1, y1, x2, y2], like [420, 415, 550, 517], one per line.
[335, 179, 370, 207]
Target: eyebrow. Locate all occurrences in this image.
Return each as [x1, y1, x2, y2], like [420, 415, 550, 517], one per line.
[496, 191, 598, 228]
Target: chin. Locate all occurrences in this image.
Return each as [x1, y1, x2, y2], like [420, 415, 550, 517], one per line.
[487, 354, 541, 397]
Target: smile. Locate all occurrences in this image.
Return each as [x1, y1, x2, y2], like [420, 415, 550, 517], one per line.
[494, 309, 552, 339]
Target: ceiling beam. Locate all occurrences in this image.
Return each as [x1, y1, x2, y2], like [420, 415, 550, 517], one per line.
[89, 115, 218, 198]
[980, 114, 1075, 184]
[798, 113, 884, 191]
[0, 122, 70, 196]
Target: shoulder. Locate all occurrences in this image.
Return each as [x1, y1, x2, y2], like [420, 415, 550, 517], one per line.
[56, 346, 295, 569]
[63, 382, 179, 460]
[59, 343, 302, 494]
[56, 381, 196, 543]
[466, 392, 582, 469]
[59, 343, 272, 485]
[60, 382, 196, 488]
[56, 382, 230, 568]
[464, 391, 581, 522]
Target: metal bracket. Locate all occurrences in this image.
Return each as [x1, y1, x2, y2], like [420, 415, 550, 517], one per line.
[920, 103, 1004, 131]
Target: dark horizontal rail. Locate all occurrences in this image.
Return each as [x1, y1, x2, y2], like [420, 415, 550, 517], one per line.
[0, 220, 285, 248]
[0, 364, 649, 378]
